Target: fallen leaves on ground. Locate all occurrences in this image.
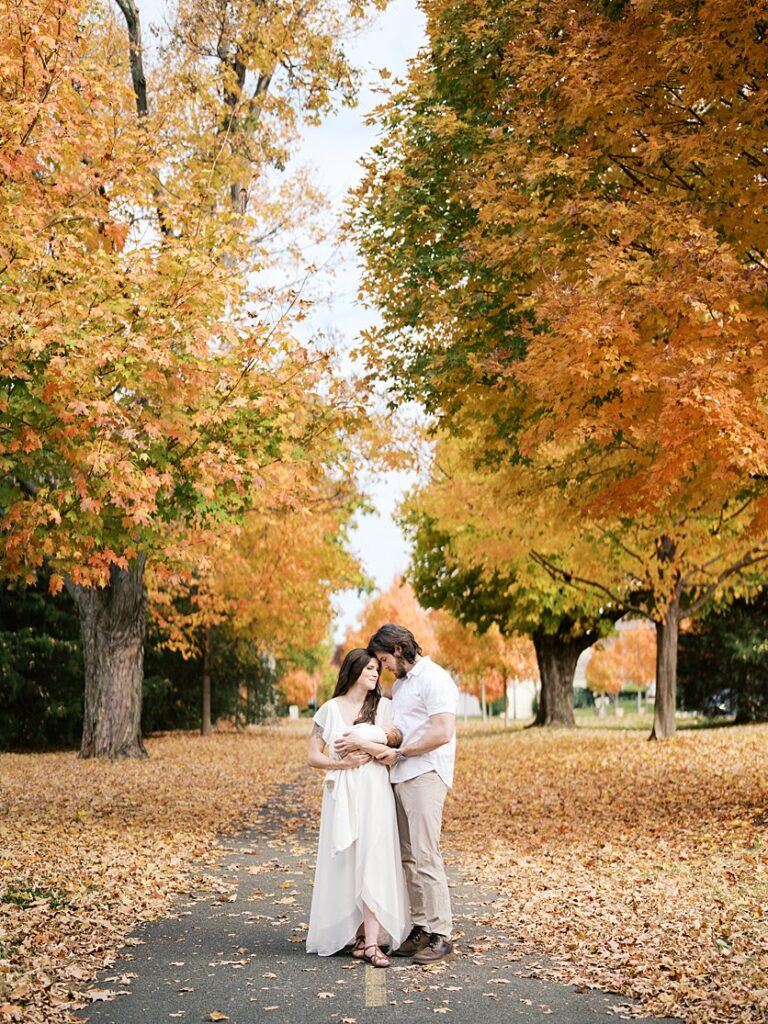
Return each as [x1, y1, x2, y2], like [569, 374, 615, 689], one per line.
[0, 729, 307, 1024]
[3, 721, 765, 1024]
[447, 723, 768, 1024]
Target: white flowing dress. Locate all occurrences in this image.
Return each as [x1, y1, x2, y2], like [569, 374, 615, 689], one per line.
[306, 697, 410, 956]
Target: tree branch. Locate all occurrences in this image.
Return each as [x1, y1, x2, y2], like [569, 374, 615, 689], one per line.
[529, 550, 653, 620]
[114, 0, 148, 117]
[682, 549, 768, 619]
[113, 0, 172, 236]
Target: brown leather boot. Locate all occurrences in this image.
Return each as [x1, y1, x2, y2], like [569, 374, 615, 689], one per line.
[392, 924, 430, 957]
[412, 933, 455, 964]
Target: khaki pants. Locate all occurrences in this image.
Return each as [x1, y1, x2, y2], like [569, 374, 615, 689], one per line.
[393, 771, 452, 937]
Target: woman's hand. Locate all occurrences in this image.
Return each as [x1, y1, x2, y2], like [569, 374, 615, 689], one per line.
[335, 731, 362, 758]
[338, 751, 371, 770]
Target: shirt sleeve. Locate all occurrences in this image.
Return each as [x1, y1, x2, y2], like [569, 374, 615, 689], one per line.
[375, 697, 393, 728]
[423, 672, 459, 717]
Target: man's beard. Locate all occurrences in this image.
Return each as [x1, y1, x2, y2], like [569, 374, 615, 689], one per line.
[395, 656, 409, 679]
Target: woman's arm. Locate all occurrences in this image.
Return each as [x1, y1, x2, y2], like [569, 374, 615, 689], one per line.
[308, 723, 371, 771]
[335, 725, 402, 758]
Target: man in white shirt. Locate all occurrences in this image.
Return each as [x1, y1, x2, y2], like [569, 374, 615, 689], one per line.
[368, 623, 459, 964]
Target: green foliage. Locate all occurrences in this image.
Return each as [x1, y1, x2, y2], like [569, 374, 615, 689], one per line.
[352, 2, 528, 424]
[0, 577, 83, 751]
[1, 885, 71, 910]
[678, 593, 768, 723]
[0, 578, 280, 750]
[143, 622, 278, 731]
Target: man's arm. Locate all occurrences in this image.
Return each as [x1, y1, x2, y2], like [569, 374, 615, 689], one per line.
[375, 713, 455, 766]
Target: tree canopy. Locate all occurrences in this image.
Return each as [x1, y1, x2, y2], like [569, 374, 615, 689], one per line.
[353, 0, 768, 737]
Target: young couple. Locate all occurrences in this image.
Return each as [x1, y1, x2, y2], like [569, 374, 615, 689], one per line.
[306, 623, 459, 968]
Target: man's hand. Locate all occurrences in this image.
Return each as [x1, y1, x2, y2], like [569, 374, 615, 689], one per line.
[339, 750, 371, 770]
[335, 731, 362, 758]
[375, 748, 400, 767]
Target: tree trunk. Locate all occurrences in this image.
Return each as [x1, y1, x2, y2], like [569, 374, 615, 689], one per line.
[71, 556, 148, 759]
[650, 595, 680, 740]
[532, 629, 595, 727]
[201, 624, 213, 737]
[481, 677, 487, 722]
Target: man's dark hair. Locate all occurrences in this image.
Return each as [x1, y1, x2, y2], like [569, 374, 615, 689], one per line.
[368, 624, 422, 664]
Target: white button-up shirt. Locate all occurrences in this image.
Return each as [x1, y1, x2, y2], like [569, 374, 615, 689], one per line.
[389, 656, 459, 788]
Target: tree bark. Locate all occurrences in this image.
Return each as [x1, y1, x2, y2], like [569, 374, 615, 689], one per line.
[114, 0, 148, 117]
[650, 594, 680, 740]
[532, 629, 595, 727]
[70, 556, 148, 759]
[201, 624, 213, 737]
[480, 676, 487, 722]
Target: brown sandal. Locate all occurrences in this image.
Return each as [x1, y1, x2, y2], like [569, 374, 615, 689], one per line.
[363, 944, 390, 968]
[351, 935, 366, 958]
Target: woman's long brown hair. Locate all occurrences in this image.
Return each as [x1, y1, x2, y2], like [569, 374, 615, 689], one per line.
[332, 648, 382, 725]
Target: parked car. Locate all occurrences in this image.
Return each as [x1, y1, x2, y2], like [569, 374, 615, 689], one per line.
[701, 688, 738, 717]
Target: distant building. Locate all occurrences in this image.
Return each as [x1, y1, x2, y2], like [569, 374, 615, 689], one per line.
[507, 678, 537, 720]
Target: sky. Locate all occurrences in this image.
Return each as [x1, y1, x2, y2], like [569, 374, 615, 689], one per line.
[138, 0, 429, 640]
[279, 1, 429, 640]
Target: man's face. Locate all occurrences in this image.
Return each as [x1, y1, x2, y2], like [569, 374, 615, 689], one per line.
[375, 648, 410, 679]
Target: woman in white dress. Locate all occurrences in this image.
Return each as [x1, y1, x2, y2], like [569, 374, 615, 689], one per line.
[306, 648, 409, 968]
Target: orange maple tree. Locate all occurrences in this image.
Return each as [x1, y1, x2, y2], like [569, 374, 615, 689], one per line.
[586, 625, 656, 705]
[434, 612, 507, 717]
[343, 578, 439, 661]
[277, 667, 318, 709]
[0, 0, 380, 757]
[353, 0, 768, 739]
[149, 463, 363, 730]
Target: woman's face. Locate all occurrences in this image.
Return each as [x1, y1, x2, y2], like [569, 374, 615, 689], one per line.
[358, 657, 380, 691]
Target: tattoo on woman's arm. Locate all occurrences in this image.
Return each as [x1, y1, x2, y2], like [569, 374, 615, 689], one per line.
[311, 722, 323, 739]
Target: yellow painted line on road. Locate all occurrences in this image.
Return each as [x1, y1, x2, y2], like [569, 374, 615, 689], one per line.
[364, 964, 387, 1007]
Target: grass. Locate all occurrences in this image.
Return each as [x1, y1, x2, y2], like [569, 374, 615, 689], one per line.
[456, 708, 736, 732]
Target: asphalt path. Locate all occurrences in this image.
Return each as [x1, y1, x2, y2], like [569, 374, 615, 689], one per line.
[76, 781, 680, 1024]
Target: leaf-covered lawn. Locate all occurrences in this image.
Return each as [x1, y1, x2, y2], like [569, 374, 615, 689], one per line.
[0, 730, 308, 1023]
[1, 724, 765, 1024]
[448, 723, 768, 1024]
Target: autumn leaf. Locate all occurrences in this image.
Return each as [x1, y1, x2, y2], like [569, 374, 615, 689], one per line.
[0, 732, 308, 1024]
[46, 576, 66, 600]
